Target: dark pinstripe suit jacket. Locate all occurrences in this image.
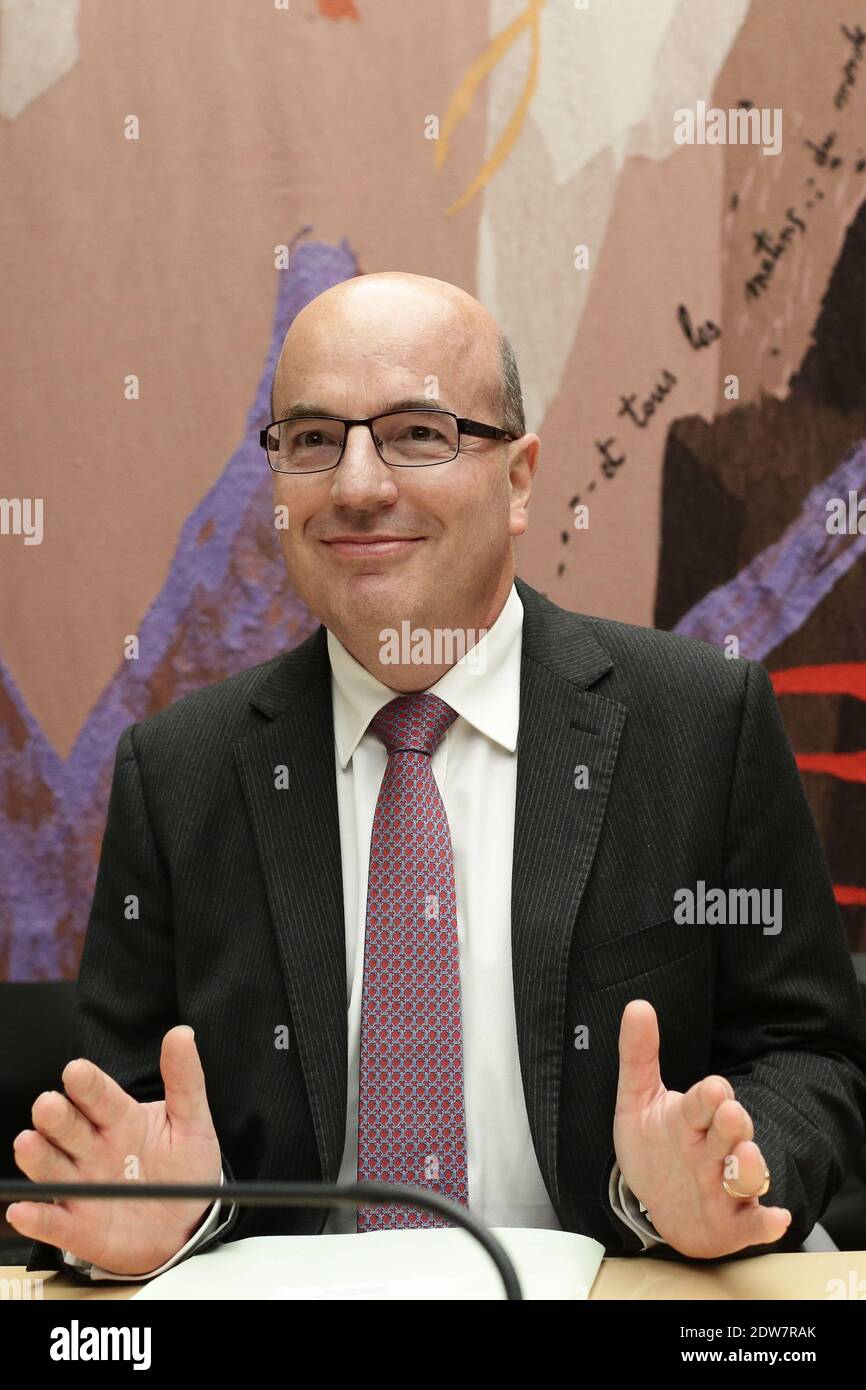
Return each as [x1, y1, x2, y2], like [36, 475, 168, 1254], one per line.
[29, 576, 866, 1275]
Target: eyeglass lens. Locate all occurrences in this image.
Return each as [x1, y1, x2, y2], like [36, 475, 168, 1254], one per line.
[265, 411, 459, 473]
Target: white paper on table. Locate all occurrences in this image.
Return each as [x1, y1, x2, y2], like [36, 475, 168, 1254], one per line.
[131, 1227, 605, 1300]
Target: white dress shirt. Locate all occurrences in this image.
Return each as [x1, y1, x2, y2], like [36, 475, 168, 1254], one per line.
[64, 581, 664, 1280]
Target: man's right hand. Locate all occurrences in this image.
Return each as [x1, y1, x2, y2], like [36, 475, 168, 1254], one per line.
[7, 1025, 222, 1276]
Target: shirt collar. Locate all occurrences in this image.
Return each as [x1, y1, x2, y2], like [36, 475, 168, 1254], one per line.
[328, 582, 523, 768]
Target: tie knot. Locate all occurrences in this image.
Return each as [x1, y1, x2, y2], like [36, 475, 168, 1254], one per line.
[369, 692, 458, 757]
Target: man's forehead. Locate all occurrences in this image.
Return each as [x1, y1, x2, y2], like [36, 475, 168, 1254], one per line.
[273, 387, 492, 422]
[275, 356, 499, 420]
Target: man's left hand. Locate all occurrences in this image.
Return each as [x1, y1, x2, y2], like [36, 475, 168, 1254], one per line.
[613, 999, 793, 1257]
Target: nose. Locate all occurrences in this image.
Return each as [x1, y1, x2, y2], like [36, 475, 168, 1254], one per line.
[328, 422, 398, 507]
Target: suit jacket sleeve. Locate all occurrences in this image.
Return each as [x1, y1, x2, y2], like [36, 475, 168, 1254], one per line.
[695, 657, 866, 1259]
[25, 722, 241, 1277]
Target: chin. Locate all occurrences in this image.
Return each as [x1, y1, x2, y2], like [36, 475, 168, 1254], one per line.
[343, 571, 415, 606]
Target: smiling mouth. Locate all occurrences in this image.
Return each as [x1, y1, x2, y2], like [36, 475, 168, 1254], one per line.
[321, 537, 424, 557]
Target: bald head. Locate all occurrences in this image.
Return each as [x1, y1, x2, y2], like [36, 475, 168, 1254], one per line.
[269, 272, 525, 438]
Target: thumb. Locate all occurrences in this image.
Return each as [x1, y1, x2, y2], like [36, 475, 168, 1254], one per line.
[616, 999, 664, 1114]
[160, 1025, 213, 1133]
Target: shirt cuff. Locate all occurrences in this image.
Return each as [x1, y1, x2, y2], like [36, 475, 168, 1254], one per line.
[608, 1159, 668, 1250]
[61, 1165, 235, 1281]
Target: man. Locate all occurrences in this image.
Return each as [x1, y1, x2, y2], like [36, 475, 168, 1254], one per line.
[12, 272, 866, 1282]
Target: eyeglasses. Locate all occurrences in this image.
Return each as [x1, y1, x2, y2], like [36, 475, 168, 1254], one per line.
[259, 407, 515, 475]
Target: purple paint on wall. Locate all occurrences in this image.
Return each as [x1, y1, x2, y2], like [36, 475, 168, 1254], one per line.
[675, 442, 866, 660]
[0, 236, 358, 980]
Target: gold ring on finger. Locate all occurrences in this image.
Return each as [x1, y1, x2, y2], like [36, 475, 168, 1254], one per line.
[722, 1167, 770, 1199]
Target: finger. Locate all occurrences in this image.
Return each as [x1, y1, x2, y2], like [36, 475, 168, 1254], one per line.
[679, 1075, 736, 1134]
[615, 1000, 663, 1113]
[731, 1202, 792, 1248]
[5, 1198, 77, 1250]
[160, 1025, 211, 1131]
[705, 1099, 754, 1164]
[31, 1090, 98, 1161]
[61, 1057, 133, 1131]
[719, 1138, 769, 1196]
[12, 1128, 78, 1184]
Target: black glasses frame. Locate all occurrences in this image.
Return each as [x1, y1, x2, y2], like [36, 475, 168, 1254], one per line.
[259, 406, 516, 474]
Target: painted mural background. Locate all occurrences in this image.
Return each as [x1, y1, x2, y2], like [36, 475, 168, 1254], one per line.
[2, 0, 865, 979]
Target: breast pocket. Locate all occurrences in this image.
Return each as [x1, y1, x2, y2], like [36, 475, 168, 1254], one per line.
[582, 915, 710, 991]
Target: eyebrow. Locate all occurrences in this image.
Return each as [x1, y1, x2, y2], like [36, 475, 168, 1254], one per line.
[275, 396, 455, 421]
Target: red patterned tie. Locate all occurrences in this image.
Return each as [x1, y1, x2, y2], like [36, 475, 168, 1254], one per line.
[356, 692, 470, 1230]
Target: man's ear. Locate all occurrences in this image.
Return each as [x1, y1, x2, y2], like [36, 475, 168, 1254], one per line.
[508, 435, 538, 539]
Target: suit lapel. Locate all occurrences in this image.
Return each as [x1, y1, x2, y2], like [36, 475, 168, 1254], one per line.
[511, 577, 627, 1213]
[233, 626, 348, 1183]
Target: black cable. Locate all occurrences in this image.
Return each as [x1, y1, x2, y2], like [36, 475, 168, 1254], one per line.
[0, 1179, 523, 1300]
